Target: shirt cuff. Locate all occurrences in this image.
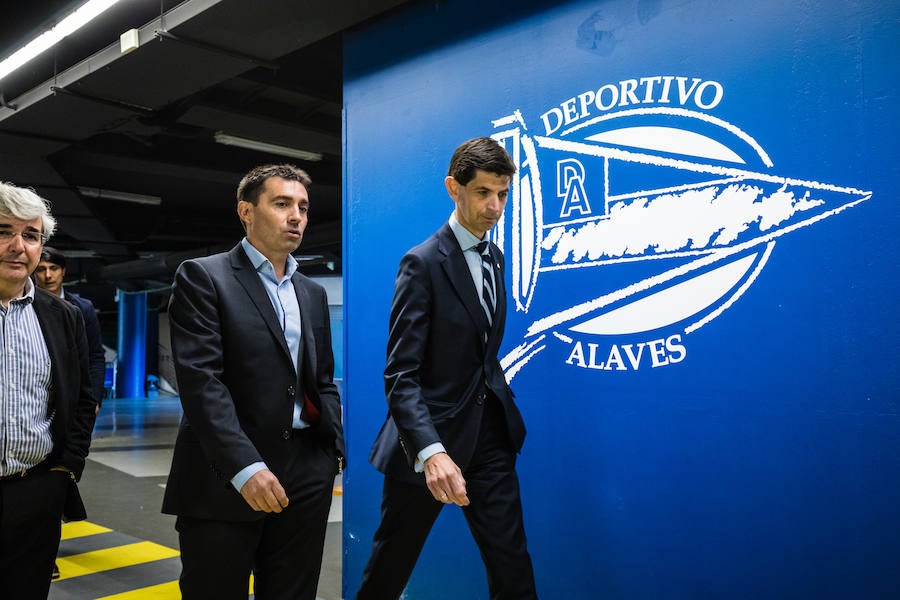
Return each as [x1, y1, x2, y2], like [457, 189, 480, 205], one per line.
[415, 443, 446, 473]
[231, 461, 267, 492]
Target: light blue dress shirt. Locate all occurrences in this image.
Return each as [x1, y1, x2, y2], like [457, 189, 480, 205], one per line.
[231, 238, 309, 492]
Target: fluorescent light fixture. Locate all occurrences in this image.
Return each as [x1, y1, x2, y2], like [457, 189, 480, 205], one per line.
[295, 255, 336, 271]
[78, 186, 162, 206]
[62, 249, 97, 258]
[0, 0, 122, 83]
[214, 132, 323, 162]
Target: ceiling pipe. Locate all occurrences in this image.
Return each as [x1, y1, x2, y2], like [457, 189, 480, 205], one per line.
[154, 30, 279, 71]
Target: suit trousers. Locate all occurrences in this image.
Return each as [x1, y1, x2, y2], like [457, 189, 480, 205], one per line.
[0, 467, 69, 600]
[176, 429, 336, 600]
[357, 394, 538, 600]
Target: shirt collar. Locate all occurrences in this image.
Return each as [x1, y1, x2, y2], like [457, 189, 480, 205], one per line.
[448, 212, 485, 252]
[241, 237, 298, 281]
[8, 277, 36, 306]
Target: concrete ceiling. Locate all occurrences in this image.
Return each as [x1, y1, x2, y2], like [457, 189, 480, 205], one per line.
[0, 0, 412, 302]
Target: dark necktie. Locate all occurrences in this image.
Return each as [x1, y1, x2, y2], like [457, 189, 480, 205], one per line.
[476, 241, 495, 331]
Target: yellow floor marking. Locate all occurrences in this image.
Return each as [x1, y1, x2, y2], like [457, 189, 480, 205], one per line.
[94, 580, 180, 600]
[95, 575, 256, 599]
[55, 541, 180, 581]
[61, 520, 113, 540]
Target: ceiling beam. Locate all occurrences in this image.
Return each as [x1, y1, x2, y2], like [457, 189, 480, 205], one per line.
[179, 104, 341, 156]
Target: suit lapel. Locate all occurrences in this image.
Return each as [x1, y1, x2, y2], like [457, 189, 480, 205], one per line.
[33, 289, 64, 359]
[437, 224, 492, 337]
[291, 274, 313, 379]
[291, 274, 324, 413]
[485, 242, 506, 347]
[32, 289, 65, 413]
[229, 246, 293, 363]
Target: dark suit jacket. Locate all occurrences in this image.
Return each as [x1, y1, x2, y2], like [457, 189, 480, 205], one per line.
[162, 244, 344, 521]
[370, 223, 526, 485]
[32, 287, 98, 481]
[65, 291, 106, 405]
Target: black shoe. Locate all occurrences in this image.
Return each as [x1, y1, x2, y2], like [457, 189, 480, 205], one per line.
[51, 562, 60, 580]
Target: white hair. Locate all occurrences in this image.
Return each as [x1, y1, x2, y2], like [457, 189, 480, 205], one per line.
[0, 181, 57, 238]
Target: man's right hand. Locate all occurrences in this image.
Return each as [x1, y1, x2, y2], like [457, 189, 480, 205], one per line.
[424, 453, 469, 506]
[240, 469, 289, 513]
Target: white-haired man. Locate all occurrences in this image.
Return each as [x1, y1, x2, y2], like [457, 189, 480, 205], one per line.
[0, 181, 97, 599]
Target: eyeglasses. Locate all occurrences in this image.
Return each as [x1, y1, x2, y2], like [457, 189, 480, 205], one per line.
[0, 229, 48, 247]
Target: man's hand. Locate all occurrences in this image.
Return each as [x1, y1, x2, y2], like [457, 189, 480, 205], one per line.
[240, 469, 289, 513]
[424, 453, 468, 506]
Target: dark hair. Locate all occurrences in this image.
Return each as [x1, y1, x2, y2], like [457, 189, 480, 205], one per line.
[447, 137, 516, 186]
[236, 164, 312, 205]
[40, 246, 66, 269]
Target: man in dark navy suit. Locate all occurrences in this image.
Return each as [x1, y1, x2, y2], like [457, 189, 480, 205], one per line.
[163, 164, 343, 600]
[357, 138, 538, 599]
[33, 246, 106, 407]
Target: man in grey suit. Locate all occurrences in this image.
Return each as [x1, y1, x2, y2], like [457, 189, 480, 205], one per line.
[0, 181, 97, 599]
[357, 138, 538, 599]
[163, 164, 343, 600]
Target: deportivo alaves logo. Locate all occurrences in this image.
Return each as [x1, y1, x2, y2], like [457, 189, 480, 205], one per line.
[487, 75, 871, 379]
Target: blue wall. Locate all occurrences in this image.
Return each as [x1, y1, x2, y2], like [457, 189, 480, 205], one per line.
[343, 1, 900, 597]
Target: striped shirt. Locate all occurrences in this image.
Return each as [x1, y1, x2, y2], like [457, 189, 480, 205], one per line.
[449, 213, 495, 305]
[0, 280, 54, 476]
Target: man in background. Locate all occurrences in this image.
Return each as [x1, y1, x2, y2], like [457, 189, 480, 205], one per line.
[0, 181, 97, 598]
[34, 246, 106, 407]
[33, 246, 106, 581]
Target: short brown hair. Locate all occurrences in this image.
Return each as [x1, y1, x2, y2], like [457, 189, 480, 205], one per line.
[236, 164, 312, 205]
[447, 137, 516, 186]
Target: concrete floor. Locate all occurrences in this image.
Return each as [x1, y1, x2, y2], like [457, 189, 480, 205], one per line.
[48, 395, 342, 600]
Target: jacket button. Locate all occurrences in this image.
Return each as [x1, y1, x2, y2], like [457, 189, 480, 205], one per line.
[282, 429, 291, 440]
[287, 385, 296, 397]
[476, 393, 486, 406]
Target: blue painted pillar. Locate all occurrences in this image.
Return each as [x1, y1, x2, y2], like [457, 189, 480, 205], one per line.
[342, 1, 899, 598]
[116, 290, 147, 398]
